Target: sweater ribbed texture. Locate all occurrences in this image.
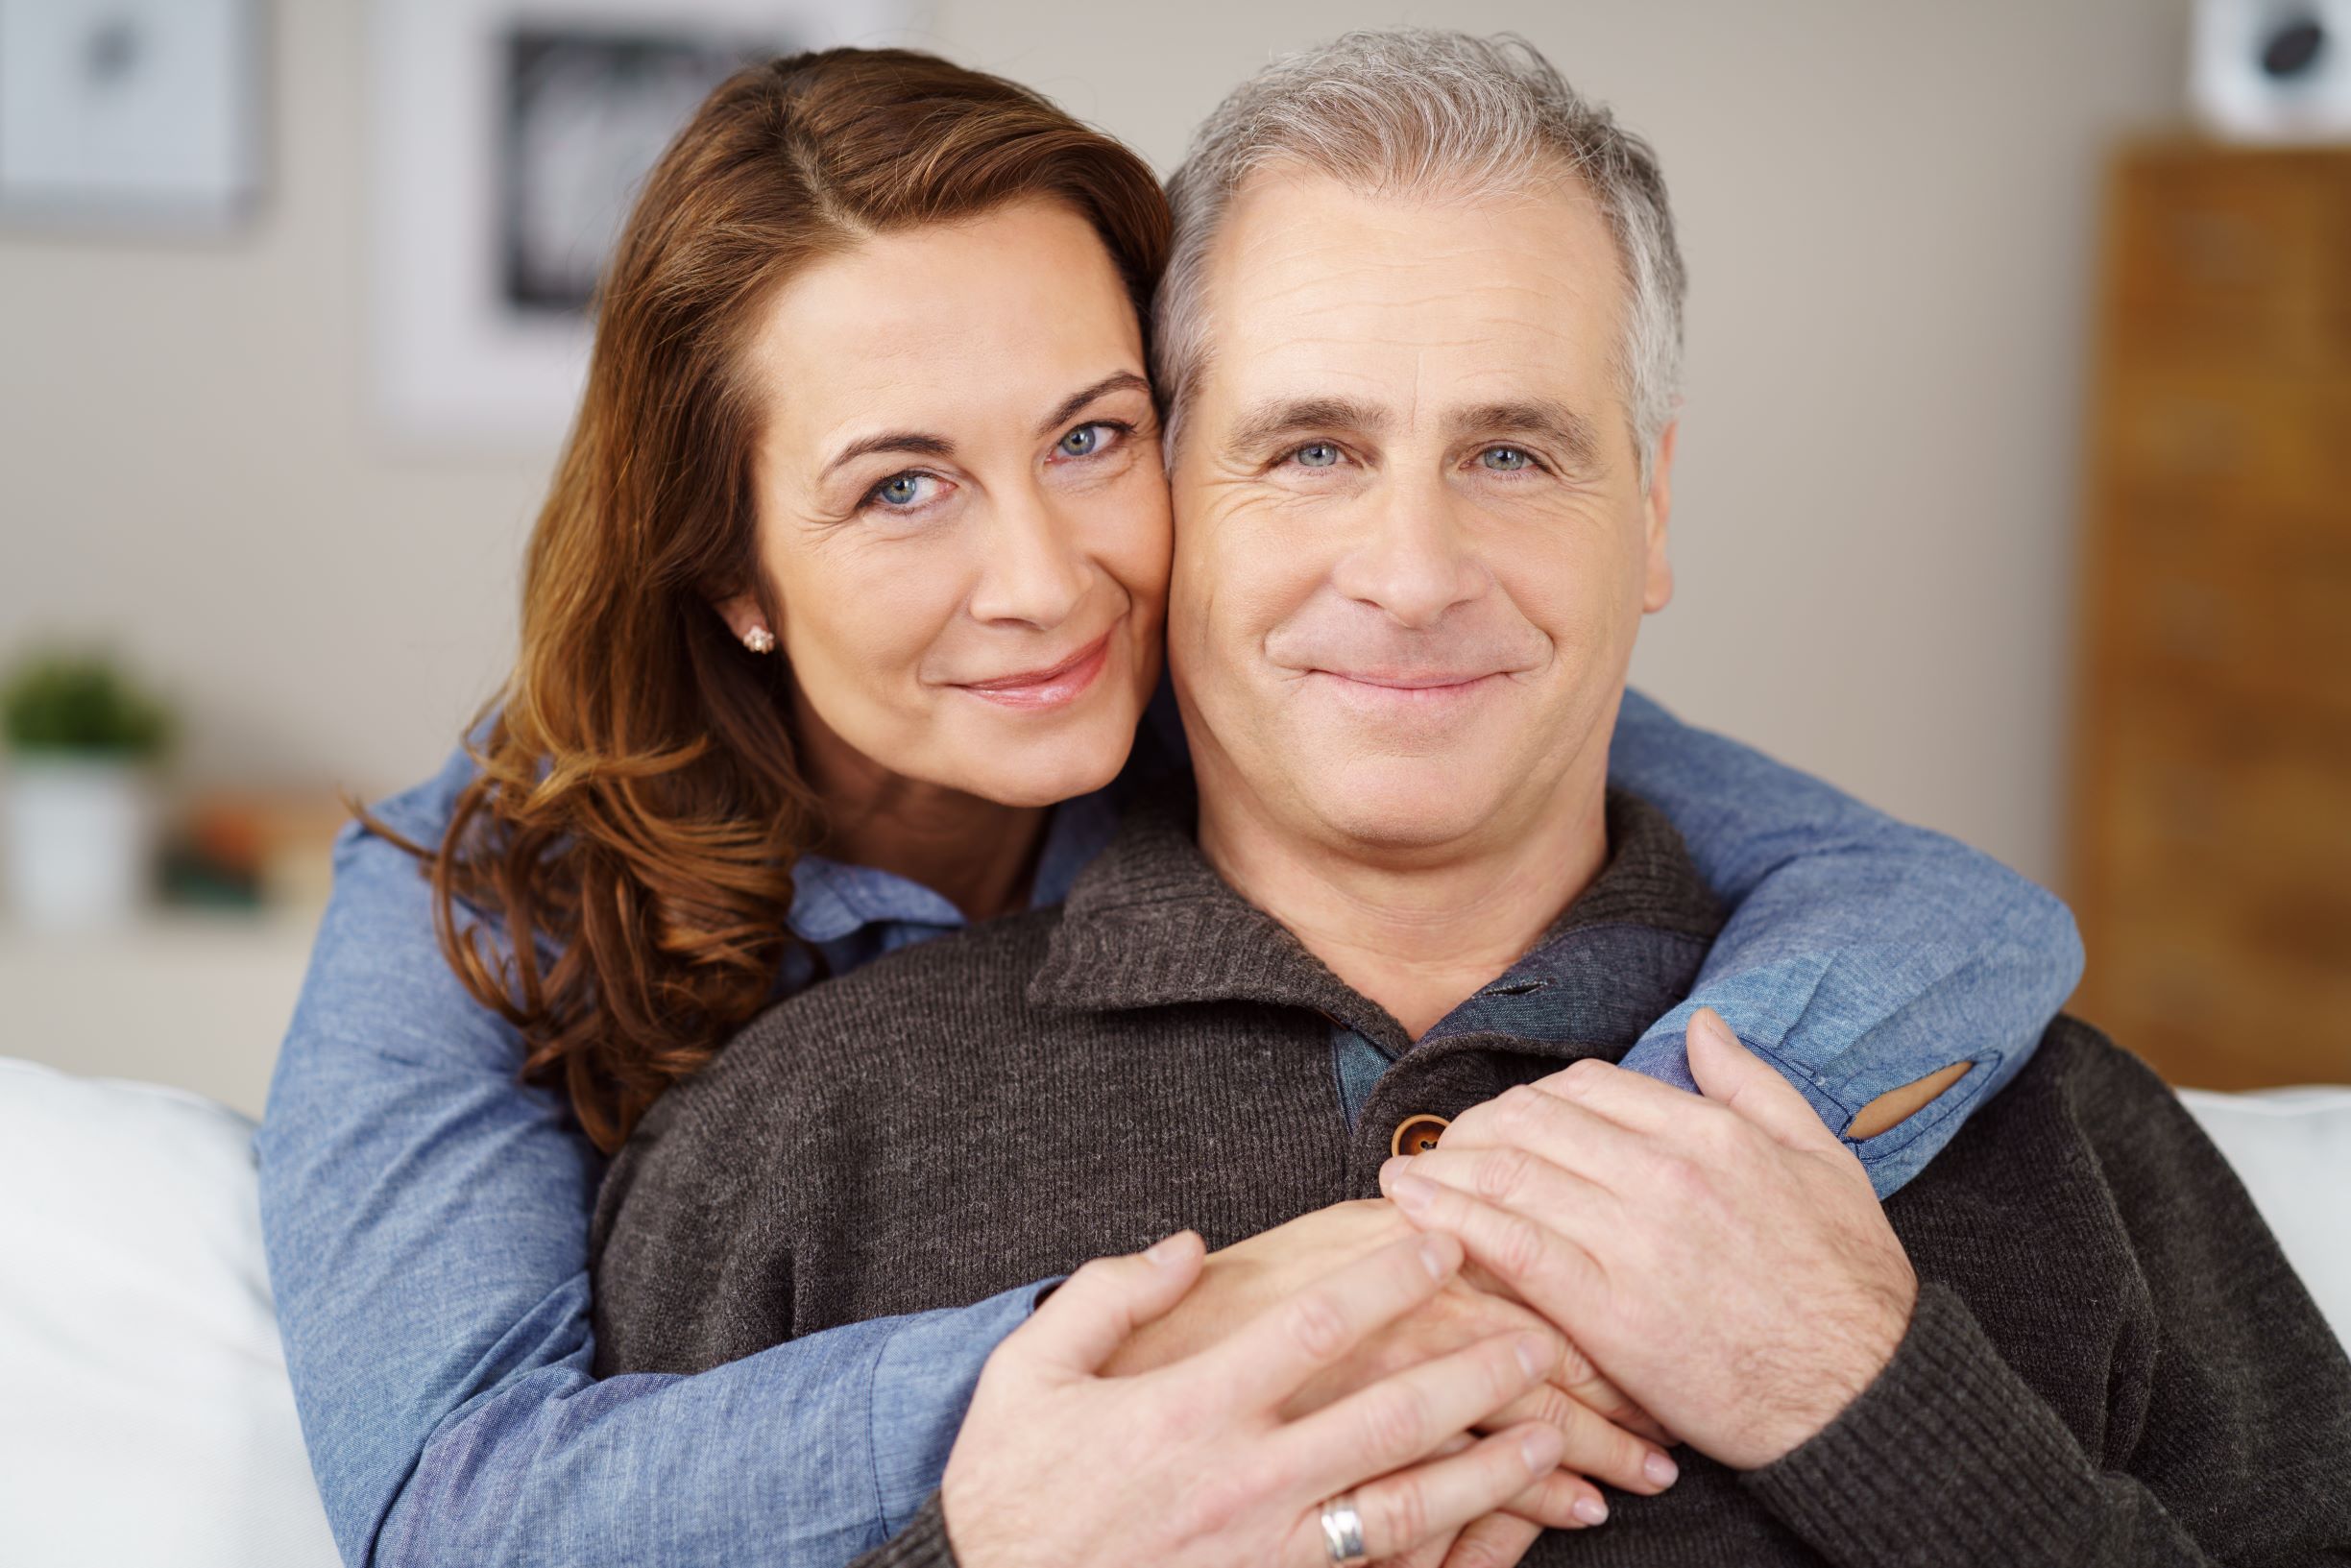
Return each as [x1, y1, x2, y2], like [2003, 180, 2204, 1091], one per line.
[594, 787, 2351, 1567]
[1744, 1284, 2110, 1566]
[852, 1492, 954, 1568]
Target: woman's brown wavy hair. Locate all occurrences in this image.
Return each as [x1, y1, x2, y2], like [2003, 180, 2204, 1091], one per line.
[370, 49, 1170, 1153]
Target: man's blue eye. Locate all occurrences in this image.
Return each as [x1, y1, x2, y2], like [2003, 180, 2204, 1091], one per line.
[1059, 424, 1103, 457]
[1482, 446, 1532, 471]
[1295, 443, 1340, 468]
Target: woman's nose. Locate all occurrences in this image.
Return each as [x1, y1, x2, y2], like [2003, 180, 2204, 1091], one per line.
[967, 484, 1089, 630]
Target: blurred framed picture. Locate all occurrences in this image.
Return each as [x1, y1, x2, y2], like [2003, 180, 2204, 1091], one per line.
[0, 0, 264, 232]
[368, 0, 914, 449]
[2193, 0, 2351, 140]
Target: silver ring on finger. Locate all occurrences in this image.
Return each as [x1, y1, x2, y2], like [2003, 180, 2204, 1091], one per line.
[1319, 1492, 1369, 1565]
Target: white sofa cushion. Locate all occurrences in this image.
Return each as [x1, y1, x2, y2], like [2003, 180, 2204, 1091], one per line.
[0, 1057, 338, 1568]
[0, 1056, 2340, 1567]
[2179, 1086, 2351, 1352]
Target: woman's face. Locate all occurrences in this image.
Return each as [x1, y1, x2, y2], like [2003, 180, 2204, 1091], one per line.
[725, 196, 1170, 810]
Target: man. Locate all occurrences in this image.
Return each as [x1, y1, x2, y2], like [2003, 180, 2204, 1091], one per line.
[594, 28, 2351, 1567]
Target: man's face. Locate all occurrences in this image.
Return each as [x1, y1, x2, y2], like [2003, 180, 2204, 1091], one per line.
[1169, 167, 1677, 860]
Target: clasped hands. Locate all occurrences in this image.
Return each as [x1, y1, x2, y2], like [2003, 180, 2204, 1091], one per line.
[937, 1010, 1918, 1568]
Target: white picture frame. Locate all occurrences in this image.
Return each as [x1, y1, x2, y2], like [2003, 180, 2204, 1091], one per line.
[367, 0, 914, 451]
[2192, 0, 2351, 143]
[0, 0, 264, 233]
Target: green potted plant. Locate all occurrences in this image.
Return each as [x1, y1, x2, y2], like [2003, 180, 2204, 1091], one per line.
[3, 651, 172, 929]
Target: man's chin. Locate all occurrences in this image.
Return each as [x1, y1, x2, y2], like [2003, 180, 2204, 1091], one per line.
[1287, 760, 1515, 856]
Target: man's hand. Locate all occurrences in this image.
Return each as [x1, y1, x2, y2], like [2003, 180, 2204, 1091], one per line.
[1380, 1007, 1918, 1470]
[940, 1231, 1570, 1568]
[1104, 1198, 1679, 1526]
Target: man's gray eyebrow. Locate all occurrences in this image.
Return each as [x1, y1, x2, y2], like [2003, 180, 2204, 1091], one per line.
[1451, 401, 1604, 468]
[1224, 397, 1390, 451]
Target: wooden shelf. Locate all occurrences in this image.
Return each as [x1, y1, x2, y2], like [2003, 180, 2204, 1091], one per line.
[2068, 143, 2351, 1089]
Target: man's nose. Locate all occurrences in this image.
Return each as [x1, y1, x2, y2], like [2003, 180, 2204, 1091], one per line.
[1328, 473, 1490, 629]
[967, 481, 1088, 630]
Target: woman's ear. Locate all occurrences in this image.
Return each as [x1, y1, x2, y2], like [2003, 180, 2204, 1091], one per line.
[712, 591, 776, 651]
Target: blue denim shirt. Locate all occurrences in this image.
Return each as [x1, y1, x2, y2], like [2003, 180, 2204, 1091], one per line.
[257, 688, 2082, 1568]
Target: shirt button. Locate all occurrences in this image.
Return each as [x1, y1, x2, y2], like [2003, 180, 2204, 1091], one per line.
[1391, 1114, 1452, 1158]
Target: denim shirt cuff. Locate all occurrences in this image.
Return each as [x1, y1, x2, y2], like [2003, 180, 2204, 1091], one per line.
[865, 1276, 1062, 1533]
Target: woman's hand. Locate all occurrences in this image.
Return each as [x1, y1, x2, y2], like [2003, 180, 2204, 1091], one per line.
[937, 1229, 1568, 1568]
[1103, 1200, 1680, 1529]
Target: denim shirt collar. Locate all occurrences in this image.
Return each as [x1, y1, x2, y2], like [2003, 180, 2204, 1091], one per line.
[784, 785, 1123, 948]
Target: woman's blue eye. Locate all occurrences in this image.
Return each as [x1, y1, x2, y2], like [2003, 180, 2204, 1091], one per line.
[1294, 443, 1340, 469]
[870, 472, 934, 509]
[1481, 446, 1533, 471]
[1058, 423, 1103, 457]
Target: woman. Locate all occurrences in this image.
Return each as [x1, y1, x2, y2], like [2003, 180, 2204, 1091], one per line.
[258, 46, 2080, 1568]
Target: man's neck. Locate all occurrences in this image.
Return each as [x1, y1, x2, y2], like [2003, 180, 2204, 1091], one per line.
[1195, 775, 1611, 1042]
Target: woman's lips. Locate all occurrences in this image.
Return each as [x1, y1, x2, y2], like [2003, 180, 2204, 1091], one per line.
[956, 630, 1113, 711]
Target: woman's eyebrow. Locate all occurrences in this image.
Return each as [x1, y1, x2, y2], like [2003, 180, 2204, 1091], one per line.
[818, 372, 1150, 478]
[1031, 371, 1152, 439]
[821, 430, 956, 478]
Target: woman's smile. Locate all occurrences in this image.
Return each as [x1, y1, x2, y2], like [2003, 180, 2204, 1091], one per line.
[951, 625, 1115, 711]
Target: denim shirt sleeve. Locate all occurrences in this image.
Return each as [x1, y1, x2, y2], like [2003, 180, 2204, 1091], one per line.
[255, 747, 1054, 1568]
[1606, 689, 2084, 1198]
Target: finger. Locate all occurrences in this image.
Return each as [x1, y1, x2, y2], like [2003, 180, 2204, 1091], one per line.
[1369, 1527, 1458, 1568]
[1383, 1173, 1610, 1341]
[1478, 1379, 1677, 1496]
[1440, 1511, 1544, 1567]
[1278, 1326, 1558, 1498]
[1001, 1230, 1204, 1379]
[1291, 1421, 1565, 1568]
[1193, 1233, 1463, 1411]
[1381, 1146, 1617, 1244]
[1415, 1083, 1655, 1196]
[1540, 1343, 1672, 1450]
[1687, 1006, 1833, 1151]
[1489, 1460, 1612, 1531]
[1405, 1440, 1599, 1536]
[1527, 1054, 1701, 1134]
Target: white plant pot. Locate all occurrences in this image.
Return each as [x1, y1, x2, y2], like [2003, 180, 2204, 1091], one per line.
[4, 755, 156, 930]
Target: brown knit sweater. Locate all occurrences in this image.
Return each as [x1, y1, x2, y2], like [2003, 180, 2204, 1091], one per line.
[593, 789, 2351, 1567]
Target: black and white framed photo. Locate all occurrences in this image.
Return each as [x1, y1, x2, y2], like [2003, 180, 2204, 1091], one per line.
[368, 0, 914, 449]
[0, 0, 265, 232]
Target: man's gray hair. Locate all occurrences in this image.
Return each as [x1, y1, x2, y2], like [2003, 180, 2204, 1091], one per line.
[1156, 29, 1687, 482]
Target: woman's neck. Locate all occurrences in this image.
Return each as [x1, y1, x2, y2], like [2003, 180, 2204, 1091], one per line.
[791, 697, 1050, 924]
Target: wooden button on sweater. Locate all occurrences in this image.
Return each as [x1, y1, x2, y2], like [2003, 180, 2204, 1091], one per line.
[1391, 1114, 1450, 1158]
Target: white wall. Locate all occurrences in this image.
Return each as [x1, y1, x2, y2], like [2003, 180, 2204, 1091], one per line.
[0, 0, 2194, 883]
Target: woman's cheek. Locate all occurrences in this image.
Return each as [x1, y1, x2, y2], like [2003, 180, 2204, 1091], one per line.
[1104, 472, 1176, 613]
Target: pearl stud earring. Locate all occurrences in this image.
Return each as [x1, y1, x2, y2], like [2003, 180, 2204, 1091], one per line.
[742, 626, 776, 654]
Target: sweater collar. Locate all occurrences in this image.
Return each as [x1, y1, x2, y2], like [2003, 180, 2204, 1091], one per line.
[1029, 781, 1723, 1054]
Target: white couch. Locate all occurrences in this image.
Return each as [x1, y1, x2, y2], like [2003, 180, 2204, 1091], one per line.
[3, 1057, 2346, 1568]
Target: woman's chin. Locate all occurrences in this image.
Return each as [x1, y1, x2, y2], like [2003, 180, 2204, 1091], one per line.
[949, 720, 1137, 809]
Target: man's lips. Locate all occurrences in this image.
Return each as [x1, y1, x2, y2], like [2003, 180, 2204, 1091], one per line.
[955, 631, 1113, 710]
[1310, 667, 1512, 690]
